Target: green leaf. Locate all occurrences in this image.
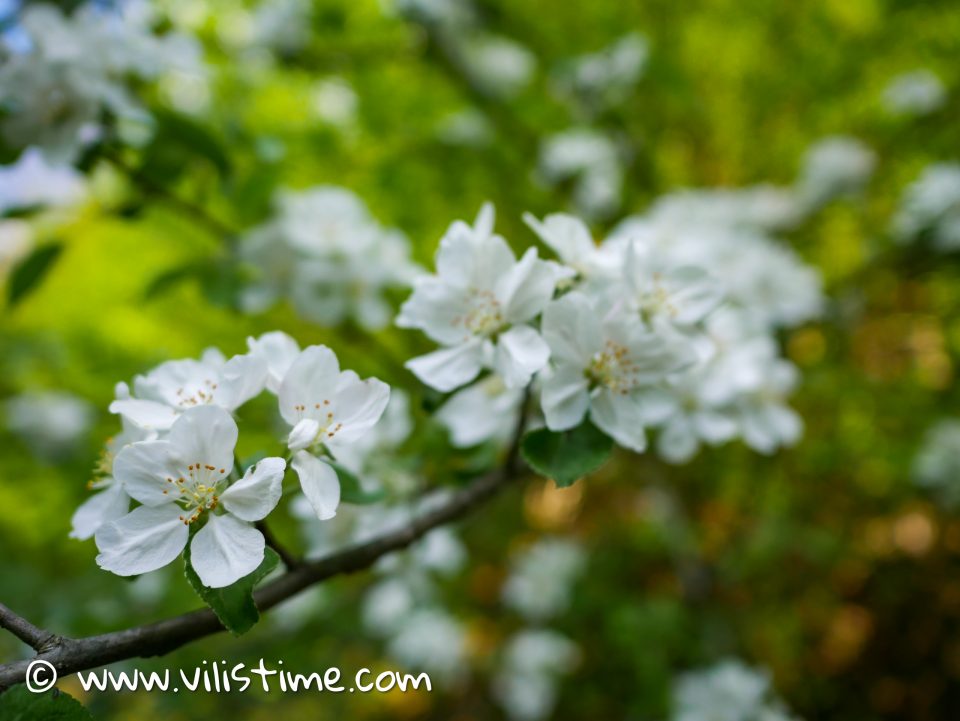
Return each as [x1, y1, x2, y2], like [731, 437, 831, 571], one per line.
[520, 422, 613, 488]
[329, 461, 386, 505]
[184, 544, 279, 636]
[0, 686, 93, 721]
[7, 243, 64, 307]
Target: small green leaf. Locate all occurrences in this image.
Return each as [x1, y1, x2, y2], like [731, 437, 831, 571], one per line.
[7, 243, 64, 307]
[184, 544, 279, 636]
[329, 461, 385, 504]
[0, 686, 93, 721]
[520, 422, 613, 488]
[140, 109, 231, 181]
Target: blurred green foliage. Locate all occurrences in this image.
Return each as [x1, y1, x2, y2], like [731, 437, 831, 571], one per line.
[2, 0, 960, 719]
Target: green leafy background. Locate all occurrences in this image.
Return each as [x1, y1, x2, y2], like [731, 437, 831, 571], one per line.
[2, 0, 960, 719]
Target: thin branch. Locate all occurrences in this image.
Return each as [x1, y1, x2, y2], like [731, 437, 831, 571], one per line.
[102, 152, 240, 241]
[0, 604, 57, 652]
[0, 464, 520, 691]
[255, 520, 302, 570]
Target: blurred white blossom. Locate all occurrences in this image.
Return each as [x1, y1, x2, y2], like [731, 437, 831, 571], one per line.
[0, 148, 86, 213]
[5, 390, 94, 459]
[893, 163, 960, 250]
[240, 186, 421, 329]
[492, 630, 580, 721]
[796, 136, 875, 209]
[883, 70, 947, 117]
[672, 660, 800, 721]
[502, 538, 586, 621]
[914, 420, 960, 508]
[553, 33, 648, 114]
[539, 129, 625, 220]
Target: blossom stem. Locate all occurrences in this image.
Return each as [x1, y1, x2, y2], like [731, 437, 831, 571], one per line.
[254, 520, 302, 571]
[102, 151, 240, 242]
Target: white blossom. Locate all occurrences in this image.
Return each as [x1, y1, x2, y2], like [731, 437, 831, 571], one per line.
[0, 148, 85, 213]
[96, 405, 286, 588]
[493, 630, 580, 721]
[552, 33, 648, 114]
[277, 345, 390, 519]
[398, 203, 569, 392]
[436, 374, 525, 447]
[502, 538, 586, 622]
[796, 136, 876, 209]
[539, 129, 625, 220]
[0, 4, 204, 162]
[883, 69, 947, 117]
[672, 660, 801, 721]
[539, 291, 694, 452]
[109, 347, 267, 431]
[913, 419, 960, 508]
[461, 34, 536, 99]
[893, 163, 960, 250]
[239, 186, 420, 329]
[5, 390, 94, 460]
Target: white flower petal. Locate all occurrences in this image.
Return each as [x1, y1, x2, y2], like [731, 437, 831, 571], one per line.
[405, 341, 485, 392]
[330, 372, 391, 443]
[287, 418, 320, 451]
[657, 416, 699, 464]
[497, 248, 563, 323]
[292, 451, 340, 520]
[69, 483, 130, 540]
[540, 365, 590, 431]
[108, 398, 178, 431]
[220, 457, 286, 522]
[278, 345, 341, 425]
[113, 440, 183, 506]
[216, 353, 268, 410]
[495, 325, 550, 388]
[247, 331, 301, 393]
[166, 405, 238, 475]
[590, 389, 648, 452]
[190, 514, 265, 588]
[95, 504, 189, 577]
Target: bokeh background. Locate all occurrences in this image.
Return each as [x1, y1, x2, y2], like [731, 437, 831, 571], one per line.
[2, 0, 960, 719]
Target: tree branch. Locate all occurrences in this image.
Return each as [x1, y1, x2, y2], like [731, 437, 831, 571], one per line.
[0, 464, 520, 691]
[0, 604, 57, 652]
[102, 152, 240, 241]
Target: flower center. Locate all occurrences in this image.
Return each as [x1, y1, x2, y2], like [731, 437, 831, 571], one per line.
[163, 462, 229, 524]
[586, 340, 639, 394]
[456, 288, 504, 337]
[174, 380, 219, 408]
[290, 400, 344, 441]
[639, 273, 678, 319]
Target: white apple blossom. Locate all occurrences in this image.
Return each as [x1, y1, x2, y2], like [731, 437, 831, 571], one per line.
[913, 419, 960, 509]
[883, 69, 947, 117]
[523, 211, 620, 281]
[539, 291, 694, 452]
[436, 374, 525, 447]
[109, 347, 267, 431]
[70, 383, 157, 540]
[672, 660, 801, 721]
[277, 345, 390, 519]
[539, 129, 625, 220]
[5, 390, 94, 460]
[502, 538, 586, 622]
[239, 186, 420, 329]
[796, 136, 876, 209]
[492, 630, 580, 721]
[95, 405, 286, 588]
[0, 148, 85, 214]
[398, 203, 570, 392]
[552, 33, 648, 114]
[0, 3, 204, 162]
[246, 331, 301, 394]
[893, 163, 960, 251]
[460, 34, 537, 99]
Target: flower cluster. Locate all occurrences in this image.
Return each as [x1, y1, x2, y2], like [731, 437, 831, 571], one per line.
[239, 186, 421, 329]
[671, 660, 801, 721]
[402, 202, 821, 461]
[72, 332, 390, 588]
[0, 3, 203, 163]
[883, 69, 947, 117]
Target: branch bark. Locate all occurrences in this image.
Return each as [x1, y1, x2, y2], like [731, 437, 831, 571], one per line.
[0, 464, 518, 691]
